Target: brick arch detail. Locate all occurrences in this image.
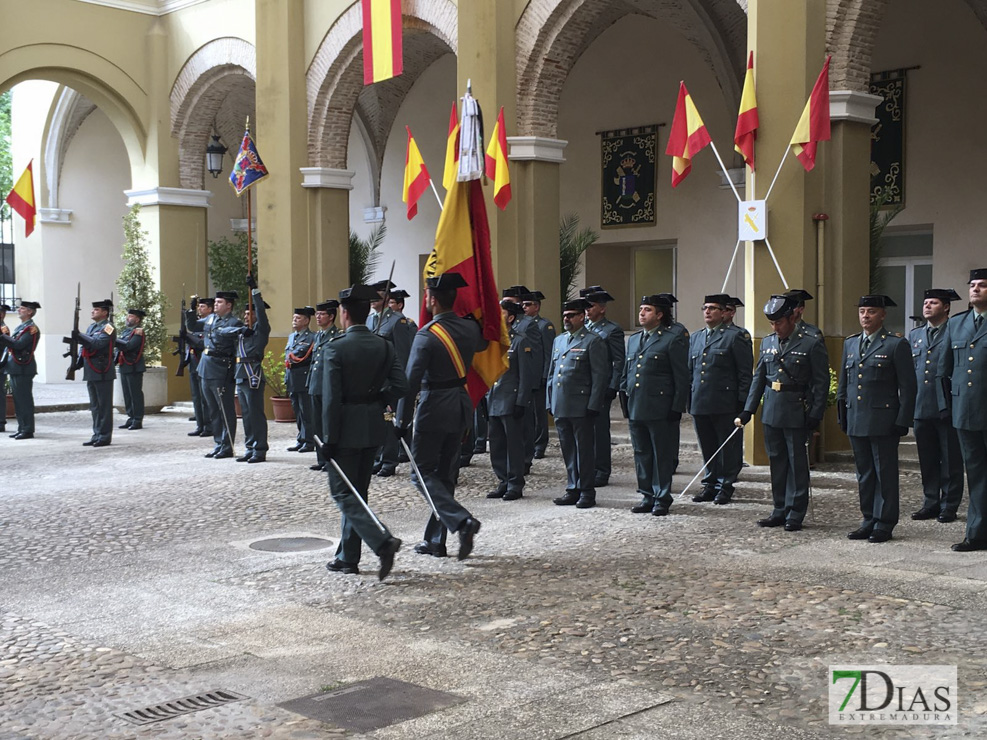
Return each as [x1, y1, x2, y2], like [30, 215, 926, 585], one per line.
[307, 0, 458, 168]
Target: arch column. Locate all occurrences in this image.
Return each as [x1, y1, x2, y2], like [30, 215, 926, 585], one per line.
[301, 167, 353, 301]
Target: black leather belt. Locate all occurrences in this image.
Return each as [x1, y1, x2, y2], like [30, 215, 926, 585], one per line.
[770, 381, 806, 392]
[236, 356, 261, 363]
[423, 377, 467, 390]
[204, 349, 231, 359]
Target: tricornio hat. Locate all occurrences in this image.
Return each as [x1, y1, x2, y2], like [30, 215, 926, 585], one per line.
[371, 279, 396, 292]
[658, 293, 678, 305]
[703, 294, 731, 307]
[92, 299, 113, 309]
[857, 295, 897, 308]
[215, 291, 238, 302]
[19, 301, 41, 310]
[427, 273, 468, 290]
[522, 290, 545, 302]
[562, 298, 592, 313]
[784, 289, 814, 305]
[726, 296, 744, 308]
[339, 284, 379, 304]
[200, 297, 216, 307]
[316, 300, 340, 312]
[502, 284, 529, 298]
[970, 268, 987, 282]
[0, 304, 9, 311]
[293, 306, 315, 317]
[584, 290, 615, 304]
[500, 299, 523, 316]
[924, 288, 962, 302]
[641, 294, 673, 309]
[763, 295, 797, 321]
[579, 285, 606, 297]
[389, 289, 411, 301]
[127, 308, 146, 319]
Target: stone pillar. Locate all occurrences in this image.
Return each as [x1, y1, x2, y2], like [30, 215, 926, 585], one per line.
[509, 137, 566, 321]
[124, 187, 211, 404]
[300, 167, 353, 302]
[457, 0, 518, 284]
[743, 0, 827, 464]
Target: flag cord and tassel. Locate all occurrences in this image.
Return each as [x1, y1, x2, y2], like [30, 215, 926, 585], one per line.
[708, 141, 742, 205]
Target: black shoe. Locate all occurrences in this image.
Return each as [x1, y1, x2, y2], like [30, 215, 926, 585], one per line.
[204, 450, 218, 458]
[938, 512, 957, 523]
[377, 537, 402, 581]
[372, 461, 383, 474]
[594, 478, 609, 488]
[533, 450, 546, 459]
[397, 453, 410, 463]
[651, 507, 669, 517]
[196, 429, 210, 436]
[83, 440, 96, 447]
[457, 518, 481, 560]
[236, 453, 253, 462]
[118, 423, 132, 429]
[213, 449, 234, 459]
[91, 440, 110, 448]
[413, 541, 448, 558]
[310, 463, 325, 471]
[473, 445, 486, 454]
[459, 457, 472, 468]
[785, 521, 803, 532]
[575, 494, 596, 509]
[868, 530, 892, 543]
[486, 489, 506, 499]
[847, 527, 873, 540]
[297, 445, 316, 453]
[9, 433, 20, 438]
[631, 499, 655, 513]
[553, 491, 580, 506]
[503, 491, 523, 501]
[286, 443, 303, 452]
[13, 433, 34, 440]
[758, 516, 785, 528]
[326, 559, 360, 575]
[692, 489, 717, 503]
[713, 493, 732, 505]
[128, 423, 142, 430]
[911, 507, 939, 520]
[187, 416, 197, 422]
[376, 467, 395, 477]
[952, 539, 987, 552]
[524, 463, 532, 475]
[247, 455, 266, 464]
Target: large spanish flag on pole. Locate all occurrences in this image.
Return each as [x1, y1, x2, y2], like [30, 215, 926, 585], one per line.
[362, 0, 403, 85]
[734, 51, 759, 170]
[442, 102, 460, 190]
[665, 82, 712, 187]
[421, 180, 509, 405]
[484, 106, 512, 210]
[789, 56, 832, 171]
[403, 126, 431, 220]
[5, 161, 36, 237]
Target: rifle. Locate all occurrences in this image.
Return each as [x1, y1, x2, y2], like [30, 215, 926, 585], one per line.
[375, 260, 396, 335]
[171, 294, 190, 377]
[61, 283, 83, 380]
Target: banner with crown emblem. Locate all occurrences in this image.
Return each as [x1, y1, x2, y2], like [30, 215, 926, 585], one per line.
[869, 69, 907, 207]
[600, 125, 658, 229]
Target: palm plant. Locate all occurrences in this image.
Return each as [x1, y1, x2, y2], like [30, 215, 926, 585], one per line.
[869, 189, 904, 295]
[349, 221, 386, 285]
[559, 213, 599, 302]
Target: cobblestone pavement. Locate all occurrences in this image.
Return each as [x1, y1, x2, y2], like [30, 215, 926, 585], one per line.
[2, 406, 986, 738]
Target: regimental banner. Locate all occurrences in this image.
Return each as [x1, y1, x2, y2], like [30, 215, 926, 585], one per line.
[601, 125, 658, 229]
[869, 69, 907, 207]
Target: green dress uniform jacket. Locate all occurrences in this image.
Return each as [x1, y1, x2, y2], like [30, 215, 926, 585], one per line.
[587, 316, 626, 485]
[0, 319, 39, 435]
[487, 326, 539, 497]
[220, 290, 270, 459]
[513, 313, 544, 465]
[186, 310, 242, 455]
[308, 323, 339, 467]
[115, 326, 146, 427]
[78, 319, 116, 444]
[285, 327, 315, 446]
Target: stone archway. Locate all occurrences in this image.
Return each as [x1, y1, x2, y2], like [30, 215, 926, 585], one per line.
[515, 0, 748, 138]
[307, 0, 457, 204]
[170, 37, 257, 190]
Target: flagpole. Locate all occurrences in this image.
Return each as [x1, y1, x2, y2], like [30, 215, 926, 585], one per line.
[245, 116, 254, 316]
[721, 238, 743, 293]
[429, 180, 444, 211]
[708, 141, 742, 204]
[764, 147, 790, 203]
[762, 236, 790, 290]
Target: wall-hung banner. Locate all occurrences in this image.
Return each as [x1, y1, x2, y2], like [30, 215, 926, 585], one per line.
[869, 69, 907, 207]
[600, 125, 658, 229]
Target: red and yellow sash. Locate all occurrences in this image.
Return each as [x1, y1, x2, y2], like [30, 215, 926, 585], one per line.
[428, 322, 466, 379]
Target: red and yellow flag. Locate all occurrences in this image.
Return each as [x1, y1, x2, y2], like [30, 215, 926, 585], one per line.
[484, 106, 511, 210]
[361, 0, 403, 85]
[5, 161, 36, 237]
[665, 82, 712, 187]
[734, 51, 759, 171]
[403, 126, 431, 220]
[442, 102, 460, 190]
[421, 179, 510, 405]
[789, 56, 832, 172]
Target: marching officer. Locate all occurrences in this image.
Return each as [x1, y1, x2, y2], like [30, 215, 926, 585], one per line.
[521, 290, 556, 459]
[285, 306, 316, 453]
[688, 294, 753, 504]
[548, 298, 609, 509]
[375, 288, 416, 476]
[115, 308, 146, 430]
[582, 287, 626, 488]
[736, 295, 829, 531]
[938, 268, 987, 551]
[74, 299, 117, 447]
[486, 299, 538, 501]
[225, 276, 270, 463]
[308, 298, 340, 472]
[396, 272, 484, 560]
[186, 290, 242, 458]
[837, 295, 916, 543]
[186, 297, 213, 436]
[910, 288, 964, 522]
[322, 284, 406, 580]
[620, 294, 689, 516]
[1, 300, 40, 439]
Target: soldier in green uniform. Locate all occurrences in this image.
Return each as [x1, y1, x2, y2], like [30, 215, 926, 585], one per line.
[185, 297, 213, 436]
[1, 300, 40, 439]
[285, 307, 316, 453]
[620, 294, 689, 516]
[375, 288, 417, 476]
[582, 287, 626, 488]
[322, 284, 406, 580]
[736, 295, 829, 531]
[0, 304, 7, 433]
[115, 308, 146, 430]
[837, 295, 916, 543]
[308, 298, 340, 472]
[658, 293, 690, 473]
[74, 299, 116, 447]
[521, 290, 556, 459]
[783, 289, 822, 339]
[503, 285, 541, 472]
[225, 275, 270, 463]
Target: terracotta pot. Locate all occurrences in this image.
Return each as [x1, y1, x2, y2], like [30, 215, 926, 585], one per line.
[5, 394, 13, 420]
[271, 395, 295, 423]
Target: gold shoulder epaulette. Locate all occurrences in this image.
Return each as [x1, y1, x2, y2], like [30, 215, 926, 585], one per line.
[103, 324, 115, 335]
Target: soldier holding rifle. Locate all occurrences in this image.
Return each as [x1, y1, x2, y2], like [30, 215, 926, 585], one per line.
[1, 300, 41, 439]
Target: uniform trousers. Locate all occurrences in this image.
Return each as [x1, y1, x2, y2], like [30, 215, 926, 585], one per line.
[87, 379, 114, 443]
[290, 390, 313, 445]
[0, 370, 5, 430]
[763, 423, 810, 523]
[10, 375, 34, 435]
[413, 427, 471, 547]
[848, 434, 900, 533]
[189, 370, 205, 429]
[237, 379, 268, 455]
[327, 446, 393, 565]
[957, 429, 987, 543]
[628, 417, 676, 509]
[556, 416, 595, 495]
[693, 413, 742, 496]
[489, 413, 525, 495]
[533, 382, 549, 455]
[375, 426, 401, 473]
[913, 417, 964, 515]
[592, 397, 615, 482]
[120, 372, 144, 425]
[200, 376, 236, 453]
[311, 394, 326, 465]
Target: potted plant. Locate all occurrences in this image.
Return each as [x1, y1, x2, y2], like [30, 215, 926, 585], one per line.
[262, 349, 294, 422]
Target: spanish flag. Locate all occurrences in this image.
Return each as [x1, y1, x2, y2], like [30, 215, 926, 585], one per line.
[734, 52, 759, 171]
[402, 126, 431, 220]
[665, 82, 712, 187]
[421, 179, 510, 405]
[484, 106, 512, 210]
[789, 56, 832, 172]
[442, 102, 460, 190]
[362, 0, 403, 85]
[5, 161, 36, 237]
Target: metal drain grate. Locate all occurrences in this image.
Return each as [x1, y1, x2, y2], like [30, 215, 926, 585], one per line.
[116, 689, 249, 725]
